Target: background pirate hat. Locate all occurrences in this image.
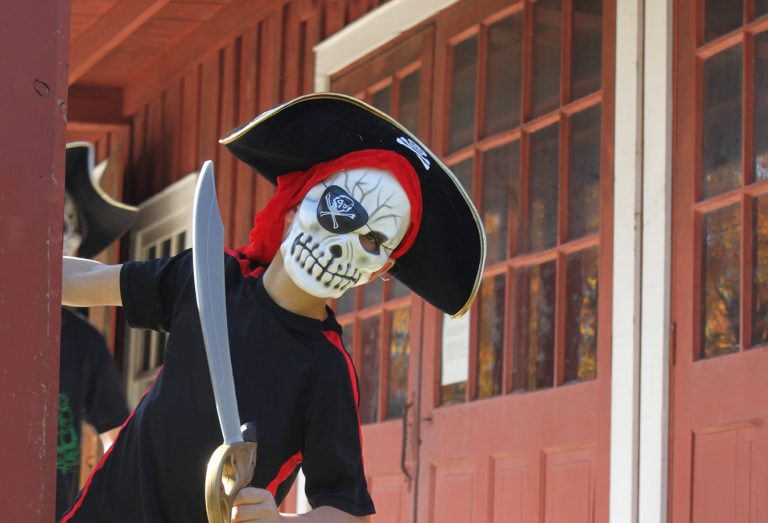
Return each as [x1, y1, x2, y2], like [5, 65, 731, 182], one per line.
[65, 142, 138, 259]
[220, 93, 486, 318]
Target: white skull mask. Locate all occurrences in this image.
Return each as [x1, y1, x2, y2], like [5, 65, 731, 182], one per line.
[63, 192, 83, 257]
[279, 167, 412, 298]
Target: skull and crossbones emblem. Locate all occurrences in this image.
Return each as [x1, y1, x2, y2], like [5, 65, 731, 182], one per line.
[317, 185, 368, 233]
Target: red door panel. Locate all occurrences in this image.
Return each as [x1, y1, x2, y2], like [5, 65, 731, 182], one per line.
[691, 421, 765, 523]
[672, 1, 768, 521]
[417, 0, 614, 520]
[330, 1, 615, 521]
[430, 460, 476, 523]
[369, 474, 409, 523]
[490, 455, 526, 523]
[542, 446, 595, 523]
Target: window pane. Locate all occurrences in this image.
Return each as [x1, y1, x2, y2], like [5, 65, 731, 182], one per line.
[758, 0, 768, 17]
[341, 322, 354, 355]
[448, 36, 478, 152]
[705, 0, 743, 42]
[525, 123, 560, 253]
[441, 382, 466, 405]
[514, 261, 556, 390]
[161, 237, 172, 257]
[147, 245, 156, 259]
[390, 279, 410, 299]
[386, 308, 410, 419]
[531, 0, 562, 118]
[564, 247, 599, 383]
[483, 13, 523, 136]
[568, 105, 601, 239]
[571, 0, 603, 99]
[399, 71, 420, 135]
[701, 204, 741, 358]
[477, 274, 505, 398]
[452, 157, 475, 197]
[753, 195, 768, 346]
[359, 316, 381, 423]
[702, 45, 743, 199]
[176, 231, 187, 251]
[362, 278, 383, 308]
[483, 143, 520, 263]
[754, 33, 768, 182]
[440, 313, 470, 406]
[335, 289, 355, 315]
[372, 85, 392, 114]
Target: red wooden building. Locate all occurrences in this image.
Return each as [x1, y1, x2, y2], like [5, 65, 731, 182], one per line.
[2, 0, 767, 521]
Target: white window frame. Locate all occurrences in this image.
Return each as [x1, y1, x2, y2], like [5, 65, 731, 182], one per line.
[124, 173, 198, 407]
[313, 0, 461, 92]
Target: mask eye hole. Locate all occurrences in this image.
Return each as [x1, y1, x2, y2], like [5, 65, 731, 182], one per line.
[359, 232, 384, 254]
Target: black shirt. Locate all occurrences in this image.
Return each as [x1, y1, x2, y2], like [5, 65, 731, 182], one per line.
[61, 250, 374, 522]
[57, 309, 129, 520]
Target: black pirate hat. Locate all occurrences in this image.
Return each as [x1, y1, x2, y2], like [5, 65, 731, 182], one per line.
[220, 93, 486, 318]
[65, 142, 138, 259]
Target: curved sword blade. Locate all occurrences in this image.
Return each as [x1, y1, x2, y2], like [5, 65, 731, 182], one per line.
[192, 161, 242, 445]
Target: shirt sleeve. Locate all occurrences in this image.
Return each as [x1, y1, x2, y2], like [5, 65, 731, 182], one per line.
[120, 250, 192, 332]
[82, 327, 130, 433]
[301, 337, 375, 517]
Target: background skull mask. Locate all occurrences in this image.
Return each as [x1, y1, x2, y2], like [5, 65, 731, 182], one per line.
[62, 192, 84, 257]
[280, 167, 412, 298]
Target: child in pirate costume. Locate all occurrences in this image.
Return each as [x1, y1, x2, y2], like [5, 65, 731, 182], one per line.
[60, 94, 485, 522]
[57, 143, 134, 520]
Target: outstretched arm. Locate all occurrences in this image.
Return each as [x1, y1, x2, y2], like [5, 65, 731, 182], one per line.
[62, 256, 123, 307]
[231, 488, 369, 523]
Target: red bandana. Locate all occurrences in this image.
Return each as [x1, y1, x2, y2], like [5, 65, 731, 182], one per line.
[236, 149, 423, 265]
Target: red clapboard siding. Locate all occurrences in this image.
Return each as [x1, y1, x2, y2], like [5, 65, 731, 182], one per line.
[123, 0, 393, 241]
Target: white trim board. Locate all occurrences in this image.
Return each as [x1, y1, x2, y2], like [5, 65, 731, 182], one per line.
[639, 0, 673, 521]
[610, 0, 673, 521]
[610, 0, 644, 519]
[314, 0, 460, 92]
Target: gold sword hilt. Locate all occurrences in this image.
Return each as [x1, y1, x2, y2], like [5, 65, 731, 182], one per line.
[205, 423, 258, 523]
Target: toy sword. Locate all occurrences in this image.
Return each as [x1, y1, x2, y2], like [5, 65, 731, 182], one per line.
[192, 160, 257, 523]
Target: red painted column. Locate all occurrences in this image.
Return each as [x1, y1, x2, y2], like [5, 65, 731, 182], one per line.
[0, 1, 70, 520]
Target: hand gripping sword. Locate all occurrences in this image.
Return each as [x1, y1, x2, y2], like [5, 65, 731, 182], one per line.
[192, 161, 257, 523]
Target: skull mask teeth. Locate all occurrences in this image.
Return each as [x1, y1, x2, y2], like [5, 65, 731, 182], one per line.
[279, 167, 411, 299]
[289, 232, 361, 293]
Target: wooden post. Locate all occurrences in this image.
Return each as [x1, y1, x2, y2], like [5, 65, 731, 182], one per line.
[0, 0, 70, 520]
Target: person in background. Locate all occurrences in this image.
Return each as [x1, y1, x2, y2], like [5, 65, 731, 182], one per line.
[56, 143, 135, 520]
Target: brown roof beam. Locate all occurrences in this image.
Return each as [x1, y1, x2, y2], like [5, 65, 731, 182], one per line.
[68, 85, 130, 126]
[123, 0, 285, 116]
[69, 0, 173, 85]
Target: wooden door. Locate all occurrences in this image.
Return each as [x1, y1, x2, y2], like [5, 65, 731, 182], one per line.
[671, 1, 768, 521]
[331, 27, 436, 523]
[416, 1, 614, 522]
